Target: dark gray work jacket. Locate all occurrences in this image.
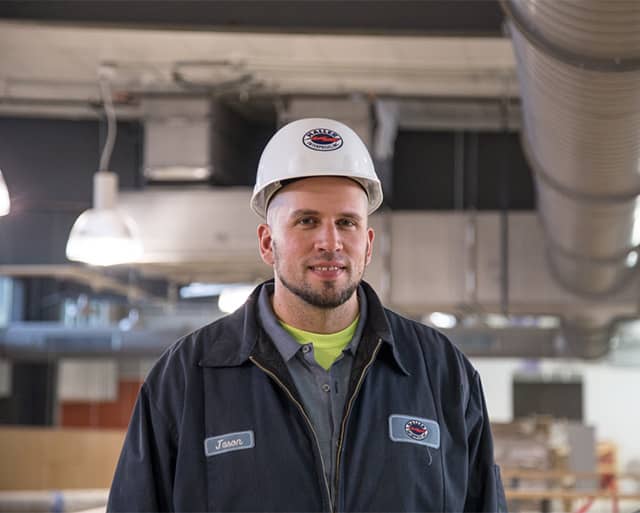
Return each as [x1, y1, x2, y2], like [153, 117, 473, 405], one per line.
[107, 280, 507, 513]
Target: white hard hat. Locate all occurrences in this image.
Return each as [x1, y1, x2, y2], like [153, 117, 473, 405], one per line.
[250, 118, 383, 219]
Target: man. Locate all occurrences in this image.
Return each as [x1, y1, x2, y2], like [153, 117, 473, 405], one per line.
[107, 118, 507, 512]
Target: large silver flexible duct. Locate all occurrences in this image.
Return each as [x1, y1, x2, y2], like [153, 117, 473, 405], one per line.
[502, 0, 640, 296]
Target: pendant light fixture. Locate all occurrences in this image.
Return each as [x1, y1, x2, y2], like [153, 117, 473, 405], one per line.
[0, 169, 10, 216]
[66, 69, 143, 266]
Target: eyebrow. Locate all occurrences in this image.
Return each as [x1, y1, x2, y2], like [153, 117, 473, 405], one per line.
[289, 209, 364, 221]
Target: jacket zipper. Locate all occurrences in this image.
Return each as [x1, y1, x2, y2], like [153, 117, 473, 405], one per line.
[332, 338, 383, 512]
[249, 356, 334, 513]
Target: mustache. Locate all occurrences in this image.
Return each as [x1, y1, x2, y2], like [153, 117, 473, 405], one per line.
[306, 253, 348, 265]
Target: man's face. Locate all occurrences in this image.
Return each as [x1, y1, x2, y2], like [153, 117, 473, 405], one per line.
[257, 176, 375, 309]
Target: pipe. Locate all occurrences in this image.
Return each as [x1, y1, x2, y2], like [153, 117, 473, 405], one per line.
[502, 0, 640, 297]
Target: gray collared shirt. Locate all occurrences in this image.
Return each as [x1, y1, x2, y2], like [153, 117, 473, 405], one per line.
[257, 283, 367, 497]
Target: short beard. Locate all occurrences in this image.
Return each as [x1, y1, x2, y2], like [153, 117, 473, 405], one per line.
[272, 240, 360, 309]
[279, 272, 359, 309]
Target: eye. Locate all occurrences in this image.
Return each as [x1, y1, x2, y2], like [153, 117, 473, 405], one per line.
[297, 216, 318, 226]
[337, 218, 357, 228]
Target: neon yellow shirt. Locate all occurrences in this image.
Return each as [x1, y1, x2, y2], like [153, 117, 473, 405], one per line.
[280, 316, 359, 371]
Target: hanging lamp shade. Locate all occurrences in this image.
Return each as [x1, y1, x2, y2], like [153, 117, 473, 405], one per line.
[66, 171, 142, 266]
[0, 169, 10, 216]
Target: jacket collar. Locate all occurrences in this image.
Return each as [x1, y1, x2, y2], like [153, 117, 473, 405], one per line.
[359, 280, 410, 376]
[199, 279, 410, 376]
[198, 282, 263, 368]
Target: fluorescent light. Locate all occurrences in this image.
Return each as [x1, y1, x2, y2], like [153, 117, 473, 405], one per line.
[66, 172, 143, 266]
[144, 166, 211, 182]
[218, 285, 254, 313]
[428, 312, 457, 329]
[537, 315, 560, 329]
[632, 198, 640, 246]
[180, 283, 226, 299]
[485, 313, 510, 329]
[0, 170, 10, 216]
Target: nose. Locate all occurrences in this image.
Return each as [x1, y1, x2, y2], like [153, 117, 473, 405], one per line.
[315, 222, 343, 252]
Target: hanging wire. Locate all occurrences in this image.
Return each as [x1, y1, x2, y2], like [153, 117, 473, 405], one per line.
[98, 72, 117, 172]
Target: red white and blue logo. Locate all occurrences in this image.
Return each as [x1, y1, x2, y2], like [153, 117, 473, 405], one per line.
[302, 128, 343, 152]
[405, 419, 428, 441]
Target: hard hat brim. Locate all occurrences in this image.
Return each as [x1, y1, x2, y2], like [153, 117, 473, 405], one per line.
[251, 175, 383, 219]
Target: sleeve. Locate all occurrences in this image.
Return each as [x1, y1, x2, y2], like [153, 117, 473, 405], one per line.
[463, 371, 508, 513]
[107, 383, 177, 512]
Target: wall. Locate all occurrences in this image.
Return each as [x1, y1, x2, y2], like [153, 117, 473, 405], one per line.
[471, 357, 640, 470]
[0, 117, 141, 265]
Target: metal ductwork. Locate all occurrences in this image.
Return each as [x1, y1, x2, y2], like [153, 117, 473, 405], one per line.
[502, 0, 640, 297]
[0, 323, 192, 359]
[142, 97, 213, 182]
[0, 321, 611, 360]
[442, 321, 612, 360]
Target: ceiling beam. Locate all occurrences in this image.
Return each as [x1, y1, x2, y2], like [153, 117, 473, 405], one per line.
[0, 1, 504, 36]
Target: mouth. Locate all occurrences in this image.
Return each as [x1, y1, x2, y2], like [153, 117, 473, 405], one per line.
[309, 265, 344, 271]
[308, 263, 347, 278]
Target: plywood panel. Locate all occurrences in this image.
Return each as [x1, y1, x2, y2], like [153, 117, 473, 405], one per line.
[0, 427, 125, 490]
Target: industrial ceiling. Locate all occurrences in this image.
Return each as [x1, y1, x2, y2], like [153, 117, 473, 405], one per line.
[2, 0, 640, 361]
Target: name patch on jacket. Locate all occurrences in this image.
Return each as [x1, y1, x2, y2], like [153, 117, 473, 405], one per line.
[388, 414, 440, 449]
[204, 430, 255, 457]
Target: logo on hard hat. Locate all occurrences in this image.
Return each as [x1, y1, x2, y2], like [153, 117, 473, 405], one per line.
[302, 128, 343, 152]
[405, 420, 428, 441]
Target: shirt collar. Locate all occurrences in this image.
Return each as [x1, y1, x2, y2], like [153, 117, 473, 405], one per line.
[199, 279, 410, 376]
[257, 281, 367, 363]
[257, 283, 300, 362]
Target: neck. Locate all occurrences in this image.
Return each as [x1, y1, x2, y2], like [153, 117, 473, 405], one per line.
[271, 281, 359, 334]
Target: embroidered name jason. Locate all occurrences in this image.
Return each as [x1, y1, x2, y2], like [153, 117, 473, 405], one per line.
[204, 430, 255, 457]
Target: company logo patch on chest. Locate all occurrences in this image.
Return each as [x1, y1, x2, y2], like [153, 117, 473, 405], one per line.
[389, 414, 440, 449]
[204, 430, 255, 457]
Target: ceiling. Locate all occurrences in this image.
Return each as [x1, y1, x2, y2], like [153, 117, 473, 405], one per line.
[0, 1, 504, 35]
[3, 2, 640, 360]
[0, 2, 517, 119]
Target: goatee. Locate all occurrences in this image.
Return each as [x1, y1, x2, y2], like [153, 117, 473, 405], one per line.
[278, 273, 359, 309]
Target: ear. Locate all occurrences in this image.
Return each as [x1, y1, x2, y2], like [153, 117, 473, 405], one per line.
[365, 227, 375, 266]
[257, 223, 275, 266]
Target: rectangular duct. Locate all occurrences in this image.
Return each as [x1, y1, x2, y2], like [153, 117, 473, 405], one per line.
[282, 98, 372, 146]
[142, 97, 213, 182]
[117, 191, 640, 321]
[119, 187, 268, 283]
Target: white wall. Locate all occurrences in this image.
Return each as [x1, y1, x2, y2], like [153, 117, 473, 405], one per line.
[471, 357, 640, 470]
[57, 359, 118, 401]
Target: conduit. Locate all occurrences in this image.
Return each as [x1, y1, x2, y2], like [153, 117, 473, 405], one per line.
[502, 0, 640, 296]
